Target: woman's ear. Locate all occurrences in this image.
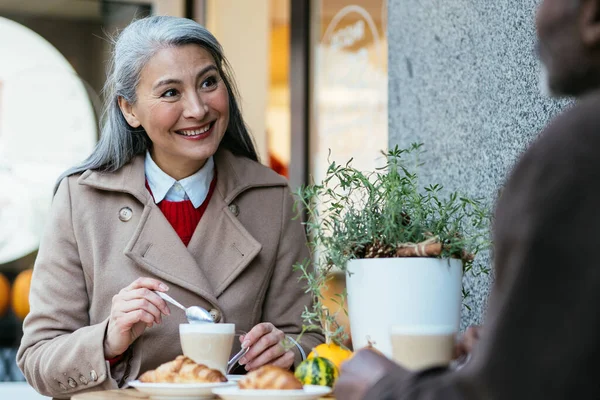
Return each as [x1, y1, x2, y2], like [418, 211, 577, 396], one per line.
[580, 0, 600, 47]
[117, 96, 141, 128]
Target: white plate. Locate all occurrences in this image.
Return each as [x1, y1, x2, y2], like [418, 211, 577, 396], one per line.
[129, 380, 236, 399]
[226, 375, 244, 382]
[212, 384, 332, 400]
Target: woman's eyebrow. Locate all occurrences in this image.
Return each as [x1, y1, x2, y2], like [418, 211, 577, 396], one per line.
[152, 65, 218, 91]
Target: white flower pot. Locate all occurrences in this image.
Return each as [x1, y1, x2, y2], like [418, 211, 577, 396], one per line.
[346, 257, 463, 357]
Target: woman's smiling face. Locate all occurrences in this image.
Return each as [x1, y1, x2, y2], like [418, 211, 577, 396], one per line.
[119, 44, 229, 179]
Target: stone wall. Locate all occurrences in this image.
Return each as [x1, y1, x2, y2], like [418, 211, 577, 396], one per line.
[387, 0, 568, 328]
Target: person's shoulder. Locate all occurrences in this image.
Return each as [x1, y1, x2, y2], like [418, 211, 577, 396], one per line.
[500, 91, 600, 212]
[523, 92, 600, 167]
[55, 172, 82, 193]
[244, 158, 289, 186]
[220, 150, 289, 188]
[542, 91, 600, 143]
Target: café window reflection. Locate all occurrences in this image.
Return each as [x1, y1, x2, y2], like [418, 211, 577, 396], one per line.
[0, 16, 97, 266]
[310, 0, 388, 184]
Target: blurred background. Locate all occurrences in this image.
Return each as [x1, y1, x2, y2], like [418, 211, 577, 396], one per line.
[0, 0, 387, 395]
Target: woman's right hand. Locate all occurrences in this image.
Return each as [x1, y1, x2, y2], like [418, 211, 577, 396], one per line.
[103, 277, 171, 359]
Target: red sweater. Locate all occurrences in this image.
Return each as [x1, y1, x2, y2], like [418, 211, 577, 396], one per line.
[145, 176, 217, 246]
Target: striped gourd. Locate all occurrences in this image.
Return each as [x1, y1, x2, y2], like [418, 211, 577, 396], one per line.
[294, 356, 338, 387]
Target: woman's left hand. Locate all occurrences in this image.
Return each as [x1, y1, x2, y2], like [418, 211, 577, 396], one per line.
[238, 322, 295, 371]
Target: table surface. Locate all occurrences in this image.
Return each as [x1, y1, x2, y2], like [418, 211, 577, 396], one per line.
[72, 388, 334, 399]
[72, 390, 149, 399]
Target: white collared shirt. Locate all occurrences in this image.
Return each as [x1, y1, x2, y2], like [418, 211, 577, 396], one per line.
[144, 152, 215, 208]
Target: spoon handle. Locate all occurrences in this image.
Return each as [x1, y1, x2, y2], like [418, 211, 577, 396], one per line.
[227, 347, 249, 374]
[154, 291, 187, 311]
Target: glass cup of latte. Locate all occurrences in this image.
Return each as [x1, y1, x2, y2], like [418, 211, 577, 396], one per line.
[390, 325, 456, 371]
[179, 323, 235, 374]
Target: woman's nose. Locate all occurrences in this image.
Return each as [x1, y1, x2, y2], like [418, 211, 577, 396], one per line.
[182, 93, 208, 120]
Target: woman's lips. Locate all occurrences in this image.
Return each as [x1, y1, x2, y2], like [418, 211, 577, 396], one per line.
[175, 122, 214, 140]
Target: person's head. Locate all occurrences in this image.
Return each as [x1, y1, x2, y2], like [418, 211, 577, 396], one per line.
[536, 0, 600, 97]
[58, 16, 257, 186]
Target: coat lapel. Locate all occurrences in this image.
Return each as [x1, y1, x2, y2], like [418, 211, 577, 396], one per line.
[187, 150, 291, 298]
[186, 188, 262, 298]
[124, 201, 219, 307]
[77, 150, 286, 305]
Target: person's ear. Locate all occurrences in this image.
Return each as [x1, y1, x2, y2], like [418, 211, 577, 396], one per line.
[580, 0, 600, 47]
[117, 96, 141, 128]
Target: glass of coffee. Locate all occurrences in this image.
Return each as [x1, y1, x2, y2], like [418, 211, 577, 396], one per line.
[179, 323, 235, 374]
[390, 325, 456, 371]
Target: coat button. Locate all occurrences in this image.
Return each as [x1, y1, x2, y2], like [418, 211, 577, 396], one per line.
[209, 308, 221, 322]
[68, 377, 77, 388]
[228, 204, 239, 216]
[90, 370, 98, 381]
[119, 207, 133, 222]
[79, 375, 88, 385]
[58, 382, 67, 391]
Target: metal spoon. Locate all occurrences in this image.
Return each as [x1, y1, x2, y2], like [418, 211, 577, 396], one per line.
[227, 346, 250, 374]
[154, 291, 214, 324]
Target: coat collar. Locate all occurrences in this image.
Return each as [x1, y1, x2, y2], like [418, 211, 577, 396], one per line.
[77, 148, 287, 206]
[77, 149, 287, 309]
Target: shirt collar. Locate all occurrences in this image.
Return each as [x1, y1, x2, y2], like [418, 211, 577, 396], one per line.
[144, 152, 215, 208]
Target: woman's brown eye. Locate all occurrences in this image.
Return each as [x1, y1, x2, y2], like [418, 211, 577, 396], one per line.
[202, 76, 217, 89]
[162, 89, 178, 97]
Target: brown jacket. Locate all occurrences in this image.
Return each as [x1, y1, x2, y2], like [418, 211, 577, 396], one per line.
[352, 91, 600, 399]
[17, 149, 323, 399]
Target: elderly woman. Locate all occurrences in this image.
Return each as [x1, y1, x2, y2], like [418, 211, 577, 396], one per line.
[17, 16, 323, 398]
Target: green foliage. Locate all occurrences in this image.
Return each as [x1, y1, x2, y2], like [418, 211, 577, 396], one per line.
[293, 144, 491, 345]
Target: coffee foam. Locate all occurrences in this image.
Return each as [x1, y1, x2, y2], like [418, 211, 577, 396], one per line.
[179, 323, 235, 334]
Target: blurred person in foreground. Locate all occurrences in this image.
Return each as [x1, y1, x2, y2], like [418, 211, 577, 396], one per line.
[17, 16, 323, 399]
[336, 0, 600, 398]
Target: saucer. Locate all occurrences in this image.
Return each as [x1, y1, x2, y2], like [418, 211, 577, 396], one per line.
[212, 384, 332, 400]
[129, 380, 236, 399]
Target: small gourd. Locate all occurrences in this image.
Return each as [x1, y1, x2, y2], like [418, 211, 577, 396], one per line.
[294, 356, 338, 388]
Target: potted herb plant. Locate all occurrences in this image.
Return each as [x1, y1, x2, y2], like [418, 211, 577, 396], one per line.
[294, 144, 490, 357]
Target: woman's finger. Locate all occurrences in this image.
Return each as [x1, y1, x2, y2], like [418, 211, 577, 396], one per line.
[117, 298, 164, 324]
[240, 323, 274, 349]
[126, 277, 169, 292]
[240, 330, 285, 366]
[121, 288, 170, 316]
[114, 309, 156, 331]
[245, 342, 287, 371]
[268, 350, 295, 370]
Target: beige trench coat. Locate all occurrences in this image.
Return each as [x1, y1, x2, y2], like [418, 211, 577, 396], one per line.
[17, 149, 324, 399]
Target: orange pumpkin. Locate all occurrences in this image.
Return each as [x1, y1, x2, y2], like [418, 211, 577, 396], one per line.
[12, 269, 33, 320]
[308, 342, 353, 370]
[0, 273, 10, 317]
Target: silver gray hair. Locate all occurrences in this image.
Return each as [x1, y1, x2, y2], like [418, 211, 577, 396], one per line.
[56, 16, 258, 192]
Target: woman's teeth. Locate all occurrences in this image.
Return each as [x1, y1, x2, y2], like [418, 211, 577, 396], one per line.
[177, 124, 211, 136]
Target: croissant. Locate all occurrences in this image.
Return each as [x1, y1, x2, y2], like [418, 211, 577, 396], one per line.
[139, 355, 227, 383]
[238, 365, 303, 390]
